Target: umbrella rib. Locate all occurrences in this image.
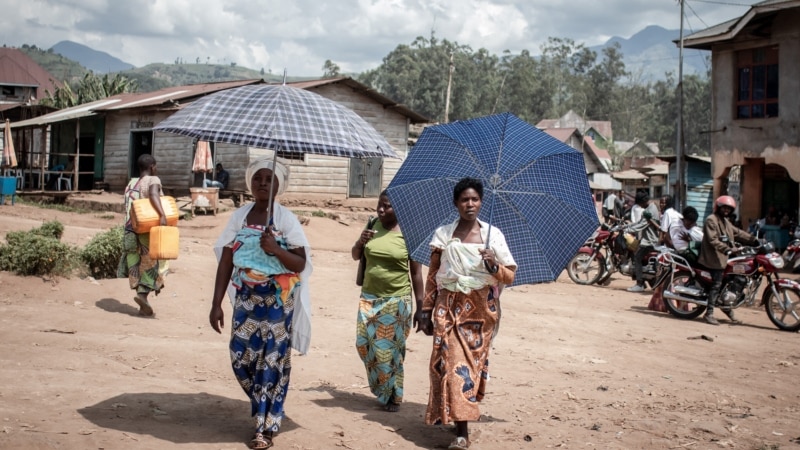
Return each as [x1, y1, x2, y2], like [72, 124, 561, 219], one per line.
[432, 129, 493, 180]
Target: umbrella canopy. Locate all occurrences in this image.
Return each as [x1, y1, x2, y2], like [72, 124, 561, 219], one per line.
[386, 112, 599, 286]
[192, 140, 214, 173]
[153, 84, 398, 159]
[1, 119, 18, 169]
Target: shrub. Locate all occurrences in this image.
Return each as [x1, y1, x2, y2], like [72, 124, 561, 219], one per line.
[80, 226, 124, 279]
[34, 220, 64, 240]
[0, 227, 76, 277]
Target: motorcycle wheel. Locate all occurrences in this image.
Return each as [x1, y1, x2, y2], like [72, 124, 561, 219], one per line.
[662, 271, 705, 319]
[566, 253, 603, 285]
[763, 285, 800, 332]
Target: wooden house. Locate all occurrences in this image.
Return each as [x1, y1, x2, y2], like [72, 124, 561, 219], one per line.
[10, 77, 429, 197]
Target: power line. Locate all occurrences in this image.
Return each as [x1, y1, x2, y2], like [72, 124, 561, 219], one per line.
[689, 0, 752, 6]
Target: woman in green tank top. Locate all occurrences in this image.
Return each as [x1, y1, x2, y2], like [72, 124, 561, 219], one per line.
[351, 190, 424, 411]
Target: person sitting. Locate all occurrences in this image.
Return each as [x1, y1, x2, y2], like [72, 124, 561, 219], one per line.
[203, 163, 230, 189]
[626, 191, 660, 293]
[45, 156, 74, 190]
[669, 206, 703, 264]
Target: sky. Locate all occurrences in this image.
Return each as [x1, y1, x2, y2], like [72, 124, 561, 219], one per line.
[1, 0, 756, 77]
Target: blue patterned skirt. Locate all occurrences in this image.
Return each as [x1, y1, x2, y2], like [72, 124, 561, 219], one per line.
[230, 280, 296, 433]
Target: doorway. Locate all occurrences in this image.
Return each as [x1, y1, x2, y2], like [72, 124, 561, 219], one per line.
[348, 157, 383, 198]
[129, 130, 153, 177]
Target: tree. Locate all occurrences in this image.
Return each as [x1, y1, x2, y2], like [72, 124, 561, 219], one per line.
[322, 60, 341, 78]
[41, 73, 138, 108]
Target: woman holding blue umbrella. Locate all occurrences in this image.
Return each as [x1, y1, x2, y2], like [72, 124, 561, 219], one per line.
[417, 177, 516, 450]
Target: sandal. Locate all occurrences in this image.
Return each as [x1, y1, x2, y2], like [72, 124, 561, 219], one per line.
[448, 436, 470, 450]
[133, 295, 154, 317]
[250, 432, 273, 449]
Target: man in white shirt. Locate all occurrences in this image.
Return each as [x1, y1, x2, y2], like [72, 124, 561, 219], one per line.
[660, 195, 682, 247]
[669, 206, 704, 263]
[603, 191, 618, 223]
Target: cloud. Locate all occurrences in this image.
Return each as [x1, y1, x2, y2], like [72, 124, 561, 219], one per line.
[0, 0, 753, 76]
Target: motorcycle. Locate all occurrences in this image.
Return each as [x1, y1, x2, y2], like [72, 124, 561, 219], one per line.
[657, 241, 800, 331]
[566, 222, 667, 286]
[782, 238, 800, 273]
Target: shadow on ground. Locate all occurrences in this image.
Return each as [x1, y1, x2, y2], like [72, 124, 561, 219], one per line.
[78, 391, 297, 444]
[305, 384, 507, 449]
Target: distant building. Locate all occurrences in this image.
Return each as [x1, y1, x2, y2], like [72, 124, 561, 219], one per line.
[0, 48, 61, 107]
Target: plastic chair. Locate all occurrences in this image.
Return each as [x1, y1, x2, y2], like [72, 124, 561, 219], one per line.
[15, 170, 23, 189]
[57, 173, 72, 191]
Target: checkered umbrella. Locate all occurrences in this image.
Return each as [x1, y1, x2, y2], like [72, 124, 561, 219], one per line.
[153, 84, 398, 159]
[386, 112, 599, 286]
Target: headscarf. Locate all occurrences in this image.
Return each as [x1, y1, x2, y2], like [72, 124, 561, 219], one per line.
[245, 157, 290, 196]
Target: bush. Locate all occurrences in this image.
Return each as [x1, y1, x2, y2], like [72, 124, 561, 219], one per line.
[0, 224, 76, 277]
[79, 227, 124, 279]
[34, 220, 64, 240]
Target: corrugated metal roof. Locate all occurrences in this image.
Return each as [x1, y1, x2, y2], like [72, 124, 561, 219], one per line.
[99, 79, 262, 111]
[611, 169, 649, 180]
[9, 77, 430, 128]
[542, 127, 577, 142]
[641, 163, 669, 175]
[659, 154, 711, 164]
[10, 80, 263, 128]
[11, 98, 121, 128]
[285, 77, 430, 123]
[681, 0, 800, 50]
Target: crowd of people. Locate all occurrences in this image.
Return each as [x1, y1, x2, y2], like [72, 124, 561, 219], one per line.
[605, 189, 759, 326]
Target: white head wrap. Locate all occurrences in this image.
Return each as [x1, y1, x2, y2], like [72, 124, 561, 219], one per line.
[245, 157, 290, 196]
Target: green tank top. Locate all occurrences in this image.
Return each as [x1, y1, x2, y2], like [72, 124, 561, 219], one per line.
[361, 221, 411, 298]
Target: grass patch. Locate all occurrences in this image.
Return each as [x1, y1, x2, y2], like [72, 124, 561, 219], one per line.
[17, 197, 91, 214]
[311, 210, 327, 218]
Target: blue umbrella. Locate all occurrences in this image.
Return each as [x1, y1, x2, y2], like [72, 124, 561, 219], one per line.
[386, 112, 598, 286]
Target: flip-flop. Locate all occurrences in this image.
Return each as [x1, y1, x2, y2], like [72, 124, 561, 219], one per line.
[133, 295, 154, 317]
[448, 436, 470, 450]
[250, 432, 273, 449]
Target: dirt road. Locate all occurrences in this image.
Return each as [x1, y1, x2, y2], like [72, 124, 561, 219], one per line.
[0, 195, 798, 449]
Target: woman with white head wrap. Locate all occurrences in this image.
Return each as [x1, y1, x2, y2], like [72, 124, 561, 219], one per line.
[210, 157, 312, 450]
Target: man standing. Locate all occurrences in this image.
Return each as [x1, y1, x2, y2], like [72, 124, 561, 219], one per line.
[203, 163, 230, 189]
[626, 191, 660, 292]
[660, 195, 682, 247]
[698, 195, 759, 325]
[602, 191, 617, 223]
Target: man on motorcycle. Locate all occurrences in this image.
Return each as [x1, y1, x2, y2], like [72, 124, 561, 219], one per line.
[626, 191, 661, 292]
[698, 195, 760, 325]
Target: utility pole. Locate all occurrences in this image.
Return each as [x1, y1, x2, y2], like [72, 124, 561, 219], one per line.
[675, 0, 686, 210]
[444, 52, 454, 123]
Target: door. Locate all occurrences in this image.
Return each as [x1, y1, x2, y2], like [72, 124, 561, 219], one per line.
[129, 130, 153, 177]
[348, 157, 383, 198]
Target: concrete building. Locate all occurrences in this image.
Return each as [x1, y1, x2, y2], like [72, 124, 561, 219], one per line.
[682, 0, 800, 227]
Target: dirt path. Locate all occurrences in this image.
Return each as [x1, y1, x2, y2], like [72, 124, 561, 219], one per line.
[0, 198, 798, 449]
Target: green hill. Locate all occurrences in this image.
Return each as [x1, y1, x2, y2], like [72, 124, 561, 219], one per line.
[18, 44, 303, 93]
[16, 44, 89, 84]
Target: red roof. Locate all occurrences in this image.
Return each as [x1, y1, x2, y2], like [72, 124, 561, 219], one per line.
[542, 127, 577, 143]
[0, 48, 62, 101]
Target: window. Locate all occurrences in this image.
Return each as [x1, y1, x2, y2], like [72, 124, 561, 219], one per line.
[736, 46, 779, 119]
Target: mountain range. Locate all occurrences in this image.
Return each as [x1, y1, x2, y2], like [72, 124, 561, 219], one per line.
[46, 25, 707, 84]
[589, 25, 709, 80]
